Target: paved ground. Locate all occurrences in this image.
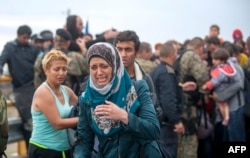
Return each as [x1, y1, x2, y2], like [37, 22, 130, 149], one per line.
[6, 143, 21, 157]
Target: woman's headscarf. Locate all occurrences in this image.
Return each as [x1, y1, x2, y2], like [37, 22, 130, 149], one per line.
[81, 42, 140, 136]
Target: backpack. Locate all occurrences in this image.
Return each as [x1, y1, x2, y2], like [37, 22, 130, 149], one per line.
[0, 91, 8, 158]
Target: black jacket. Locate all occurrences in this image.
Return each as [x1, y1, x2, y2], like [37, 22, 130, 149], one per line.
[151, 61, 184, 124]
[0, 40, 39, 89]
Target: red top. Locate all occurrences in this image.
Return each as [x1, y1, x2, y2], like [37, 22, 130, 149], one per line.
[206, 64, 234, 90]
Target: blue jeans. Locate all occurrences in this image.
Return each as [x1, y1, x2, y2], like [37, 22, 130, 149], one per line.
[227, 106, 246, 142]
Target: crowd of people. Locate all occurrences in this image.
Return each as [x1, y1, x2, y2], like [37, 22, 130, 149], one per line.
[0, 14, 249, 158]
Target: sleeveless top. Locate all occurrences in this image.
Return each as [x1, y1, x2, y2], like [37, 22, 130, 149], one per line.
[30, 82, 71, 151]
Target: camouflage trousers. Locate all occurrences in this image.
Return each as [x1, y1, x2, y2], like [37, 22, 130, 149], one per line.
[177, 134, 198, 158]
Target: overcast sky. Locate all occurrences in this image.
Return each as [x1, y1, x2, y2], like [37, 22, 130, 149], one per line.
[0, 0, 249, 50]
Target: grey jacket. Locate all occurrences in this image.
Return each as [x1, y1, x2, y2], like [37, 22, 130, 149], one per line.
[216, 59, 245, 122]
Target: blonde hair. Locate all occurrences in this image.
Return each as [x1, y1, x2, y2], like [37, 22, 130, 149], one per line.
[42, 49, 69, 71]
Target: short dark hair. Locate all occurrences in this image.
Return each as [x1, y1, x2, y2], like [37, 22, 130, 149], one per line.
[221, 41, 239, 57]
[183, 39, 191, 48]
[207, 36, 221, 45]
[17, 25, 32, 36]
[139, 42, 151, 53]
[160, 41, 176, 57]
[188, 37, 204, 49]
[212, 48, 230, 61]
[210, 24, 220, 32]
[114, 30, 140, 52]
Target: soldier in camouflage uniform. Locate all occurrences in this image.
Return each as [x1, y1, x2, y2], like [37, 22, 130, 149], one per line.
[34, 29, 89, 94]
[136, 42, 157, 74]
[136, 58, 157, 74]
[0, 90, 7, 158]
[34, 52, 45, 88]
[176, 37, 210, 158]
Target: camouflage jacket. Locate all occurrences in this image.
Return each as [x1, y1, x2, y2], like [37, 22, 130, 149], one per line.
[0, 90, 8, 155]
[64, 52, 89, 91]
[34, 53, 45, 88]
[136, 58, 157, 74]
[179, 50, 209, 118]
[179, 50, 209, 88]
[34, 50, 89, 93]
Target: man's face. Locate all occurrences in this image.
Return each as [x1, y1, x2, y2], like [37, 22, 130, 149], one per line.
[54, 36, 70, 50]
[209, 27, 219, 37]
[43, 40, 53, 50]
[116, 41, 136, 69]
[34, 40, 44, 50]
[17, 33, 30, 45]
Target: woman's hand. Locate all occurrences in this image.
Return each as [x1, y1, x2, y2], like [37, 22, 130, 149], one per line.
[95, 100, 129, 125]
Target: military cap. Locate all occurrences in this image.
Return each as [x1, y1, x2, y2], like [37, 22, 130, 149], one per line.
[40, 30, 53, 40]
[31, 34, 44, 42]
[56, 29, 72, 41]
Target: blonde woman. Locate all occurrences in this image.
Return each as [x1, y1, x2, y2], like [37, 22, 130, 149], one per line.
[28, 50, 78, 158]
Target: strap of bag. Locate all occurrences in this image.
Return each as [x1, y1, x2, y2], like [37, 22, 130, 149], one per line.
[198, 93, 208, 129]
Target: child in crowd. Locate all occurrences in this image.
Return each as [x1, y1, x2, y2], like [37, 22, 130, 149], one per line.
[202, 48, 236, 126]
